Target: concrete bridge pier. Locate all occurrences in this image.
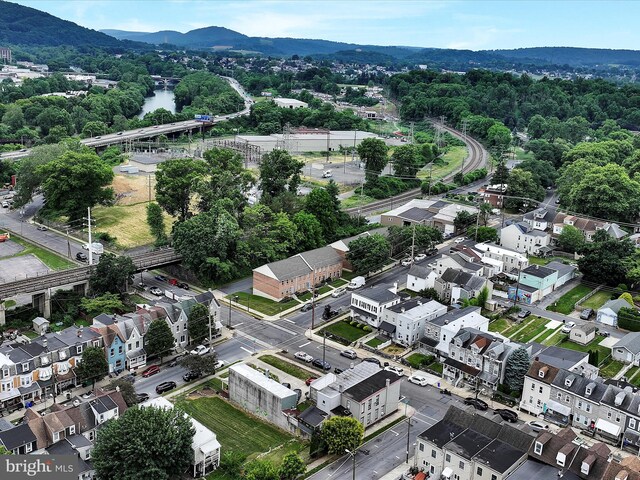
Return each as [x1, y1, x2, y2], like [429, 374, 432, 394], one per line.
[0, 302, 5, 326]
[73, 283, 88, 296]
[32, 289, 51, 319]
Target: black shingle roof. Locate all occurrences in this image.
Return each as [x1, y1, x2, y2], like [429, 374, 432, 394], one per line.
[343, 370, 401, 402]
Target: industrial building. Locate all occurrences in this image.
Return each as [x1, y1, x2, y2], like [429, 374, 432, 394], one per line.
[236, 129, 379, 153]
[0, 48, 11, 64]
[274, 97, 308, 109]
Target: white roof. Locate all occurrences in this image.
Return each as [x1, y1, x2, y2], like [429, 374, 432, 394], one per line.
[596, 418, 621, 437]
[274, 97, 308, 106]
[253, 264, 276, 280]
[383, 199, 437, 218]
[230, 364, 297, 399]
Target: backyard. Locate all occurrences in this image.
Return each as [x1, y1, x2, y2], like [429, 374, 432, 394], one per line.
[547, 284, 593, 314]
[599, 358, 625, 379]
[555, 337, 611, 361]
[321, 320, 369, 344]
[581, 291, 612, 310]
[227, 292, 300, 316]
[488, 317, 513, 334]
[506, 316, 551, 343]
[259, 355, 316, 380]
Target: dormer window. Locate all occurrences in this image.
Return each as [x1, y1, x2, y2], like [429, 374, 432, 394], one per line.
[22, 363, 29, 372]
[534, 441, 543, 455]
[581, 461, 590, 475]
[59, 351, 67, 360]
[565, 375, 575, 387]
[2, 367, 10, 378]
[41, 356, 49, 365]
[76, 346, 83, 355]
[556, 452, 566, 467]
[538, 369, 545, 378]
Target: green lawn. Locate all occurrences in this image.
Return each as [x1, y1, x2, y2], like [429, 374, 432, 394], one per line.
[428, 362, 443, 374]
[22, 330, 38, 339]
[8, 235, 76, 270]
[556, 337, 610, 361]
[366, 337, 384, 348]
[547, 284, 593, 314]
[542, 330, 564, 346]
[321, 321, 369, 343]
[297, 285, 331, 301]
[535, 326, 562, 344]
[599, 358, 625, 379]
[489, 317, 512, 333]
[626, 366, 640, 386]
[317, 285, 332, 295]
[227, 292, 299, 316]
[330, 278, 348, 288]
[502, 316, 547, 339]
[405, 353, 434, 369]
[341, 194, 377, 209]
[176, 396, 306, 470]
[417, 146, 467, 181]
[581, 291, 612, 310]
[508, 317, 550, 342]
[259, 355, 315, 380]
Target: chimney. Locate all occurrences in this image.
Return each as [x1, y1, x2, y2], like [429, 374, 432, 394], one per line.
[264, 369, 269, 379]
[535, 265, 539, 269]
[43, 338, 48, 349]
[77, 328, 82, 338]
[390, 282, 398, 294]
[385, 378, 390, 388]
[339, 384, 344, 393]
[535, 356, 539, 361]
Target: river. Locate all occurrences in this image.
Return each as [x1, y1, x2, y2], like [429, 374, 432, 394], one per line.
[138, 89, 176, 118]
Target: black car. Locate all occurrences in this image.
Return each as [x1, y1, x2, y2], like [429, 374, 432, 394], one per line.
[136, 393, 149, 403]
[155, 381, 177, 394]
[177, 282, 190, 290]
[76, 252, 88, 262]
[362, 357, 381, 366]
[464, 397, 489, 410]
[334, 367, 344, 374]
[183, 371, 200, 382]
[154, 275, 167, 282]
[494, 408, 518, 423]
[312, 358, 331, 370]
[300, 302, 313, 312]
[293, 388, 302, 402]
[580, 308, 594, 320]
[282, 382, 291, 389]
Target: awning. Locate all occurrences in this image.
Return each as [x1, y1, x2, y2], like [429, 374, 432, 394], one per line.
[379, 321, 396, 333]
[442, 467, 453, 479]
[351, 306, 373, 318]
[443, 357, 480, 376]
[596, 418, 621, 437]
[478, 371, 499, 385]
[545, 399, 571, 416]
[624, 429, 640, 446]
[199, 438, 221, 454]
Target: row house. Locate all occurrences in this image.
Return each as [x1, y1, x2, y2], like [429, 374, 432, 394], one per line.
[379, 298, 447, 347]
[508, 261, 577, 305]
[500, 221, 551, 256]
[0, 326, 103, 411]
[442, 327, 518, 391]
[350, 284, 401, 328]
[406, 264, 438, 292]
[473, 242, 528, 279]
[552, 212, 627, 242]
[434, 268, 492, 304]
[418, 307, 490, 359]
[92, 312, 152, 371]
[522, 207, 557, 232]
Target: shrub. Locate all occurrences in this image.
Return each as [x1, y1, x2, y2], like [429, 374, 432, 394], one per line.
[363, 326, 372, 332]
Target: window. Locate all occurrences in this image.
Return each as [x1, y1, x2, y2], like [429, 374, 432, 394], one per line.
[381, 405, 385, 416]
[565, 395, 570, 403]
[445, 453, 451, 463]
[368, 399, 372, 410]
[419, 444, 424, 452]
[367, 413, 371, 424]
[76, 345, 82, 355]
[53, 431, 60, 442]
[375, 395, 379, 406]
[578, 401, 583, 409]
[491, 475, 497, 480]
[557, 392, 562, 399]
[22, 363, 29, 372]
[118, 346, 123, 354]
[557, 453, 565, 467]
[616, 413, 621, 423]
[346, 400, 351, 409]
[2, 368, 9, 378]
[539, 386, 543, 394]
[477, 467, 483, 476]
[537, 399, 542, 407]
[69, 425, 75, 435]
[534, 441, 543, 455]
[529, 396, 533, 404]
[630, 419, 637, 430]
[459, 461, 464, 470]
[135, 341, 140, 349]
[93, 340, 100, 347]
[110, 348, 114, 357]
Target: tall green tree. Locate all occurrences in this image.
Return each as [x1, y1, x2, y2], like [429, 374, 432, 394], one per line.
[259, 149, 304, 204]
[391, 144, 420, 178]
[305, 188, 339, 241]
[453, 210, 476, 232]
[346, 233, 390, 276]
[146, 202, 168, 246]
[155, 157, 207, 221]
[516, 159, 558, 188]
[178, 354, 220, 377]
[467, 226, 498, 243]
[245, 460, 279, 480]
[504, 346, 530, 393]
[188, 303, 210, 344]
[89, 253, 136, 296]
[321, 416, 364, 455]
[292, 211, 325, 250]
[578, 231, 635, 286]
[357, 137, 389, 184]
[145, 319, 174, 362]
[478, 202, 493, 226]
[80, 293, 124, 318]
[556, 225, 585, 254]
[106, 378, 137, 407]
[37, 150, 114, 220]
[278, 453, 306, 480]
[504, 168, 545, 209]
[76, 346, 109, 390]
[93, 405, 194, 480]
[491, 160, 509, 186]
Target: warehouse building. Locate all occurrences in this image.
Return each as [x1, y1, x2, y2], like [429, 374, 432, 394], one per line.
[236, 130, 379, 153]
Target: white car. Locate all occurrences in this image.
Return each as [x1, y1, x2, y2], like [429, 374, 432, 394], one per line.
[527, 420, 549, 433]
[190, 345, 210, 356]
[401, 258, 413, 267]
[214, 360, 225, 369]
[414, 253, 427, 262]
[454, 237, 466, 244]
[331, 287, 347, 298]
[384, 366, 404, 377]
[408, 375, 429, 386]
[294, 351, 313, 363]
[561, 321, 576, 334]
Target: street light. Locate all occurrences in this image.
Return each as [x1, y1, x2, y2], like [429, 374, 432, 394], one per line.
[345, 449, 356, 480]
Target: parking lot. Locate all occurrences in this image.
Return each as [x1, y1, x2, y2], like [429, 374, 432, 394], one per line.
[0, 254, 50, 283]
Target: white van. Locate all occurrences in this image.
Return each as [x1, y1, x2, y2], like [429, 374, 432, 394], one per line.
[322, 170, 332, 178]
[83, 242, 104, 254]
[347, 276, 366, 290]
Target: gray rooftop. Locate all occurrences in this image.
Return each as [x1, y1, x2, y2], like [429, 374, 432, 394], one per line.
[407, 264, 433, 279]
[600, 298, 633, 314]
[522, 264, 556, 278]
[429, 306, 481, 326]
[536, 345, 588, 370]
[613, 332, 640, 354]
[398, 207, 434, 222]
[353, 284, 399, 304]
[258, 246, 343, 281]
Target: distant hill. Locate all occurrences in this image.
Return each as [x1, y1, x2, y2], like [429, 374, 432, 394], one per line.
[491, 47, 640, 67]
[103, 26, 248, 49]
[0, 0, 124, 48]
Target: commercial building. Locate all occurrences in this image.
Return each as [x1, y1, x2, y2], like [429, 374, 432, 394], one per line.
[0, 47, 11, 64]
[235, 130, 378, 153]
[380, 199, 478, 235]
[273, 97, 308, 109]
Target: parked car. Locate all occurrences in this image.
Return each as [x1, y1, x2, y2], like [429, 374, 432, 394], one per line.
[362, 357, 381, 366]
[454, 237, 466, 244]
[141, 365, 160, 378]
[135, 393, 149, 403]
[190, 345, 210, 356]
[183, 371, 200, 382]
[340, 349, 358, 360]
[294, 351, 313, 363]
[76, 252, 88, 262]
[312, 358, 331, 370]
[168, 356, 183, 367]
[154, 275, 167, 282]
[527, 421, 549, 433]
[331, 287, 347, 298]
[334, 367, 344, 374]
[282, 382, 291, 389]
[464, 397, 489, 410]
[401, 258, 413, 267]
[384, 366, 404, 376]
[426, 247, 438, 256]
[414, 253, 427, 262]
[408, 375, 429, 386]
[305, 377, 318, 386]
[561, 321, 576, 333]
[177, 282, 190, 290]
[122, 373, 136, 383]
[300, 302, 313, 312]
[168, 278, 178, 286]
[494, 408, 518, 423]
[36, 225, 48, 231]
[214, 360, 225, 370]
[580, 308, 594, 320]
[518, 310, 531, 319]
[597, 329, 611, 337]
[149, 287, 163, 296]
[293, 388, 302, 402]
[155, 381, 177, 394]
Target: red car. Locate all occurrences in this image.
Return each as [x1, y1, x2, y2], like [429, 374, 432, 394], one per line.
[168, 278, 178, 286]
[141, 365, 160, 377]
[305, 377, 318, 386]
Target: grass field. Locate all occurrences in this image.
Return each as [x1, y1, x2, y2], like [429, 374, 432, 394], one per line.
[547, 284, 593, 314]
[93, 202, 174, 248]
[599, 358, 625, 379]
[177, 396, 306, 472]
[322, 321, 368, 343]
[405, 353, 434, 369]
[488, 318, 512, 333]
[9, 235, 76, 270]
[581, 291, 612, 310]
[259, 355, 315, 380]
[330, 278, 348, 288]
[502, 316, 546, 339]
[366, 337, 384, 348]
[626, 366, 640, 386]
[417, 146, 467, 181]
[228, 292, 299, 316]
[513, 147, 535, 161]
[507, 317, 550, 343]
[556, 337, 610, 361]
[341, 194, 377, 209]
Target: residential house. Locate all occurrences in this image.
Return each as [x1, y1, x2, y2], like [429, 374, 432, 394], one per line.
[91, 322, 126, 374]
[508, 262, 577, 305]
[415, 406, 535, 480]
[313, 362, 401, 429]
[0, 423, 38, 454]
[350, 285, 401, 328]
[519, 361, 562, 417]
[431, 252, 484, 277]
[479, 184, 507, 208]
[380, 199, 478, 235]
[419, 307, 490, 358]
[597, 299, 633, 327]
[523, 207, 557, 232]
[93, 313, 150, 371]
[253, 246, 343, 301]
[406, 264, 438, 292]
[612, 332, 640, 365]
[552, 212, 627, 243]
[570, 324, 597, 346]
[443, 327, 518, 391]
[500, 222, 551, 256]
[546, 261, 578, 288]
[142, 397, 221, 477]
[434, 268, 492, 304]
[379, 298, 447, 347]
[473, 243, 528, 279]
[155, 297, 196, 350]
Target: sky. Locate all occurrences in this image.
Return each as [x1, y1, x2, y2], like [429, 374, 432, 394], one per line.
[10, 0, 640, 51]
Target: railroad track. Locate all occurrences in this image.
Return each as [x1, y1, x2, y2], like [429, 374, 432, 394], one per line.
[344, 121, 488, 217]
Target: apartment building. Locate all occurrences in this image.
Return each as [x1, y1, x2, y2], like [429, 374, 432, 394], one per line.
[418, 307, 490, 358]
[350, 285, 401, 328]
[379, 298, 447, 347]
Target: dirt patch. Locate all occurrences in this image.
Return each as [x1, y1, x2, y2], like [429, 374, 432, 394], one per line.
[111, 174, 155, 206]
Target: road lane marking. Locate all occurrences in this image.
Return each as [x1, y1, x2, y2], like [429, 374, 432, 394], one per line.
[234, 322, 243, 327]
[390, 429, 400, 436]
[299, 342, 311, 347]
[240, 347, 253, 354]
[283, 319, 296, 324]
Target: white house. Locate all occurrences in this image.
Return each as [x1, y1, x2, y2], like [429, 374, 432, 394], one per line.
[379, 298, 447, 347]
[350, 285, 401, 328]
[596, 299, 632, 327]
[500, 222, 551, 256]
[522, 207, 557, 231]
[473, 243, 528, 279]
[406, 264, 438, 292]
[142, 397, 221, 477]
[430, 307, 490, 358]
[612, 332, 640, 366]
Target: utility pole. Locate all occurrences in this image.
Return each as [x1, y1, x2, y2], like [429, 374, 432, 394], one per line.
[512, 264, 523, 308]
[66, 228, 71, 259]
[86, 207, 93, 266]
[208, 309, 212, 345]
[326, 130, 330, 165]
[352, 129, 357, 164]
[345, 450, 356, 480]
[322, 330, 327, 364]
[405, 415, 412, 464]
[410, 223, 416, 263]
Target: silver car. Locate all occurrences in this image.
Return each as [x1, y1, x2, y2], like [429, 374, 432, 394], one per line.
[340, 349, 357, 360]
